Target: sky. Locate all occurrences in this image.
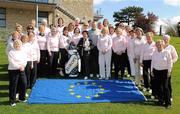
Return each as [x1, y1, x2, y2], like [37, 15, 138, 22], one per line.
[94, 0, 180, 24]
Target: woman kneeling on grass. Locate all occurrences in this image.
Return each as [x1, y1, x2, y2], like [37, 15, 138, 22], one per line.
[8, 39, 27, 107]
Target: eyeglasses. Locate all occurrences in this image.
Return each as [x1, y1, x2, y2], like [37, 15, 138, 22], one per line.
[28, 28, 34, 30]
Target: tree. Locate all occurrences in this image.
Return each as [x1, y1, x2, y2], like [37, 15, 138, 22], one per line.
[134, 12, 158, 33]
[113, 6, 143, 25]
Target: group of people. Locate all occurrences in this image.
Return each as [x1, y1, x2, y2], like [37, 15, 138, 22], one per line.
[6, 17, 178, 108]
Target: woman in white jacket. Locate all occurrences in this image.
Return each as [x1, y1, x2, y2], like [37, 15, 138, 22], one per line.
[97, 28, 112, 79]
[133, 27, 146, 86]
[8, 39, 27, 107]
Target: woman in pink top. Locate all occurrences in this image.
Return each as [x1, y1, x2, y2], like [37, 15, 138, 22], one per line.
[37, 25, 48, 76]
[127, 30, 136, 77]
[68, 22, 75, 39]
[6, 31, 21, 54]
[8, 39, 27, 107]
[103, 19, 109, 30]
[133, 27, 146, 85]
[70, 27, 82, 46]
[47, 26, 60, 75]
[97, 28, 112, 79]
[21, 35, 31, 89]
[59, 27, 69, 76]
[112, 28, 127, 79]
[140, 32, 156, 92]
[57, 17, 65, 35]
[163, 34, 178, 101]
[28, 32, 40, 89]
[151, 40, 172, 109]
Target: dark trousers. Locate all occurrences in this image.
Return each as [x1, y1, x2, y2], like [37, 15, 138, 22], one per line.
[113, 53, 126, 79]
[48, 51, 59, 74]
[168, 76, 172, 98]
[25, 61, 37, 89]
[38, 50, 48, 76]
[81, 52, 90, 77]
[90, 46, 99, 75]
[59, 49, 68, 74]
[153, 68, 171, 106]
[9, 70, 27, 104]
[142, 60, 151, 88]
[124, 51, 131, 75]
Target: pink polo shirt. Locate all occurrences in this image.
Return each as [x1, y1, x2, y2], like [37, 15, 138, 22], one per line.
[112, 35, 127, 54]
[140, 42, 156, 63]
[70, 34, 82, 46]
[47, 34, 59, 52]
[97, 35, 112, 52]
[37, 35, 47, 50]
[59, 35, 69, 49]
[164, 45, 178, 63]
[151, 50, 172, 72]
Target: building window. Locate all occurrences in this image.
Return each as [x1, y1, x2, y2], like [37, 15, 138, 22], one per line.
[22, 0, 48, 3]
[38, 11, 48, 26]
[0, 8, 6, 28]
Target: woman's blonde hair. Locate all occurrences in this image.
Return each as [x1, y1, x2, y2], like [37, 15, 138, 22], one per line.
[13, 39, 22, 48]
[21, 35, 29, 43]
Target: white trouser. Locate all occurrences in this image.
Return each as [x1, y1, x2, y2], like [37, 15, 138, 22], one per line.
[128, 55, 136, 76]
[99, 50, 112, 79]
[134, 56, 142, 85]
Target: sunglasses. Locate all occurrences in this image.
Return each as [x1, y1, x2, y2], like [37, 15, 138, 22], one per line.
[28, 28, 34, 30]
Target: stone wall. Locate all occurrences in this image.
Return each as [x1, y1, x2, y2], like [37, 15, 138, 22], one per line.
[6, 8, 35, 30]
[57, 0, 93, 22]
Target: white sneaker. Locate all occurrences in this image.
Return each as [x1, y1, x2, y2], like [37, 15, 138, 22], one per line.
[148, 89, 152, 94]
[151, 95, 155, 99]
[59, 70, 64, 76]
[105, 77, 109, 80]
[90, 74, 93, 78]
[19, 99, 27, 103]
[16, 93, 19, 99]
[99, 77, 103, 80]
[84, 76, 88, 80]
[96, 74, 100, 78]
[170, 98, 173, 102]
[143, 88, 147, 92]
[10, 103, 16, 107]
[25, 93, 29, 97]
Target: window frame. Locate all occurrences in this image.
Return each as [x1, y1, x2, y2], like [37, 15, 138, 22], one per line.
[0, 8, 6, 28]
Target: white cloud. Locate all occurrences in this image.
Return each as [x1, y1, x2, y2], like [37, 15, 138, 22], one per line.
[94, 0, 122, 5]
[94, 0, 106, 5]
[164, 0, 180, 7]
[154, 16, 180, 35]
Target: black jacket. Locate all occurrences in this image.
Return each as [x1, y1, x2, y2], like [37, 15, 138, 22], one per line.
[77, 37, 94, 57]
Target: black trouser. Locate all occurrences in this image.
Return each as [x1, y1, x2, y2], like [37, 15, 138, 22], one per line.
[153, 68, 171, 106]
[90, 46, 99, 75]
[142, 60, 151, 88]
[25, 61, 37, 89]
[113, 53, 126, 79]
[81, 52, 90, 77]
[9, 70, 27, 104]
[48, 51, 59, 74]
[168, 76, 172, 98]
[59, 49, 68, 74]
[38, 50, 48, 76]
[124, 51, 131, 76]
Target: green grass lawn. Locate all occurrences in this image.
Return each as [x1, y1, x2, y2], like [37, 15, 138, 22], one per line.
[0, 36, 180, 114]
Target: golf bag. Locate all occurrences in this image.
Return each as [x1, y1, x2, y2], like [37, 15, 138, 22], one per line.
[65, 44, 81, 77]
